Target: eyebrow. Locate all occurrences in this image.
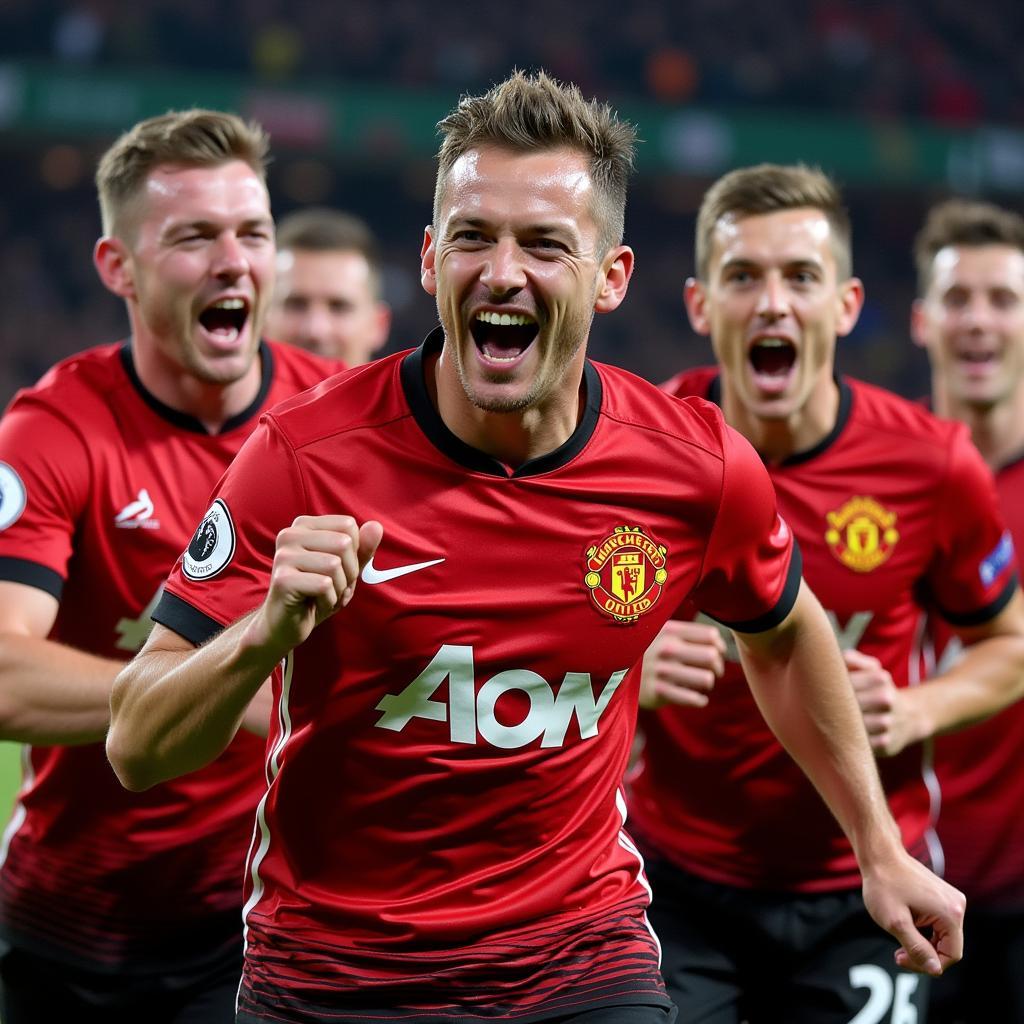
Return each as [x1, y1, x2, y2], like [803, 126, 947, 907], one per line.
[448, 216, 579, 240]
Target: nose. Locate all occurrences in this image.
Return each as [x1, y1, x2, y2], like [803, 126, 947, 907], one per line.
[480, 238, 527, 296]
[962, 294, 995, 333]
[755, 271, 789, 321]
[211, 232, 249, 281]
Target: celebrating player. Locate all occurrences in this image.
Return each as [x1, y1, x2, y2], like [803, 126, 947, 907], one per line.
[628, 164, 1024, 1023]
[109, 76, 965, 1024]
[912, 197, 1024, 1024]
[267, 207, 391, 365]
[0, 110, 343, 1021]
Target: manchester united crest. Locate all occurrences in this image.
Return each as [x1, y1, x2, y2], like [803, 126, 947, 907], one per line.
[825, 497, 899, 572]
[584, 526, 669, 622]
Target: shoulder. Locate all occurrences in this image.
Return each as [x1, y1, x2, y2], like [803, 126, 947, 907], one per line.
[264, 340, 347, 395]
[5, 342, 127, 423]
[594, 361, 731, 462]
[847, 377, 967, 453]
[659, 364, 718, 401]
[263, 348, 412, 450]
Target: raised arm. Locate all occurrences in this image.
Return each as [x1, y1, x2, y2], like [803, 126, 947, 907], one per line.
[737, 580, 965, 977]
[107, 515, 382, 791]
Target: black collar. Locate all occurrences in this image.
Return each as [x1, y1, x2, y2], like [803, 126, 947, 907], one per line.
[399, 326, 603, 478]
[119, 341, 274, 436]
[706, 373, 853, 466]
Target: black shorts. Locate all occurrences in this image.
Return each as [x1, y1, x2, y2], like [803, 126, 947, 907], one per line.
[0, 940, 242, 1024]
[646, 859, 930, 1024]
[928, 903, 1024, 1024]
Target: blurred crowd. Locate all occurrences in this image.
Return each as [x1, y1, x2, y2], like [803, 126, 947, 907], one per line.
[4, 0, 1023, 407]
[3, 0, 1021, 127]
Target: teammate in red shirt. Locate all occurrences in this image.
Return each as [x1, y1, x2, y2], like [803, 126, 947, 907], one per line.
[109, 74, 965, 1024]
[0, 111, 343, 1022]
[910, 198, 1024, 1023]
[628, 165, 1024, 1023]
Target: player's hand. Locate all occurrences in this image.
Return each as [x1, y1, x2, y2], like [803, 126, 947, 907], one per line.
[846, 648, 917, 757]
[861, 850, 965, 976]
[251, 515, 383, 656]
[639, 619, 726, 710]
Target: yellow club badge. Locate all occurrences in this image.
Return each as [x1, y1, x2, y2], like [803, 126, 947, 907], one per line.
[825, 497, 899, 572]
[585, 526, 668, 622]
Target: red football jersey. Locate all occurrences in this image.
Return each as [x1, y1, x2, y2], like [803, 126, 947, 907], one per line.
[155, 331, 800, 1021]
[929, 454, 1024, 908]
[628, 367, 1017, 892]
[0, 340, 343, 972]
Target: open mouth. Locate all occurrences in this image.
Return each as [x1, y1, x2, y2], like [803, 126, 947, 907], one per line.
[748, 338, 797, 393]
[957, 350, 998, 367]
[198, 297, 250, 343]
[470, 310, 538, 364]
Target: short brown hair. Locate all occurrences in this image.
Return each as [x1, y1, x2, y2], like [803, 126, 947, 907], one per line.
[696, 163, 852, 280]
[96, 109, 269, 238]
[914, 198, 1024, 294]
[433, 69, 637, 255]
[276, 207, 382, 295]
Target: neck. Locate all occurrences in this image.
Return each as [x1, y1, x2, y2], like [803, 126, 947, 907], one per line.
[933, 379, 1024, 469]
[721, 376, 840, 464]
[131, 339, 262, 435]
[431, 352, 583, 469]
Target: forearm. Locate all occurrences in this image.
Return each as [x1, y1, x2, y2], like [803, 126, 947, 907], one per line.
[107, 612, 281, 790]
[740, 589, 902, 868]
[0, 634, 123, 745]
[911, 633, 1024, 737]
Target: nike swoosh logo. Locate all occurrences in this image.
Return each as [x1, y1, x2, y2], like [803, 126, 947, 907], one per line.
[361, 556, 445, 585]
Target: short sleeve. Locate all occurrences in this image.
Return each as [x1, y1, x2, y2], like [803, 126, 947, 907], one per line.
[691, 423, 802, 633]
[0, 398, 91, 598]
[925, 426, 1018, 626]
[154, 415, 305, 645]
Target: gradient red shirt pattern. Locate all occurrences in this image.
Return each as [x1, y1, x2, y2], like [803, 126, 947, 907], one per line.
[0, 340, 342, 971]
[155, 332, 801, 1022]
[628, 367, 1016, 892]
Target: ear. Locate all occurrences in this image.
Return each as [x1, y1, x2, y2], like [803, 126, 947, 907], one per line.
[835, 276, 865, 338]
[420, 226, 437, 297]
[94, 236, 135, 300]
[909, 298, 929, 349]
[594, 245, 634, 313]
[683, 277, 711, 336]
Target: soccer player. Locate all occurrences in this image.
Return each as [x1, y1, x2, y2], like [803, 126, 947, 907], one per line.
[628, 165, 1024, 1023]
[911, 198, 1024, 1024]
[0, 111, 344, 1022]
[266, 207, 391, 365]
[109, 75, 964, 1024]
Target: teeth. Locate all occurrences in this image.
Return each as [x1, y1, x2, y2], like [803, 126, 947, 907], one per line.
[211, 298, 245, 310]
[755, 337, 789, 347]
[476, 311, 535, 327]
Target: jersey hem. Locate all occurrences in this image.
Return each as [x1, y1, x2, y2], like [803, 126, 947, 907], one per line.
[935, 572, 1018, 626]
[0, 556, 63, 599]
[152, 590, 226, 646]
[710, 537, 803, 633]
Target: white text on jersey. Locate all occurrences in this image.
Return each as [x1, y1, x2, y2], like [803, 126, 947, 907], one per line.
[375, 644, 628, 749]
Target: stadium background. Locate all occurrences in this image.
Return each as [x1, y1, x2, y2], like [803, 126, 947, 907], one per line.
[0, 0, 1023, 818]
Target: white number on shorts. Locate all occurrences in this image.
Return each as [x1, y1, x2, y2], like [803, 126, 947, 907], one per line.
[848, 965, 920, 1024]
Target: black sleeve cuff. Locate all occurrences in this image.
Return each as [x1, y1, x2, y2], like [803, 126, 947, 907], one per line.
[0, 557, 64, 600]
[934, 573, 1018, 627]
[706, 538, 804, 634]
[152, 590, 226, 647]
